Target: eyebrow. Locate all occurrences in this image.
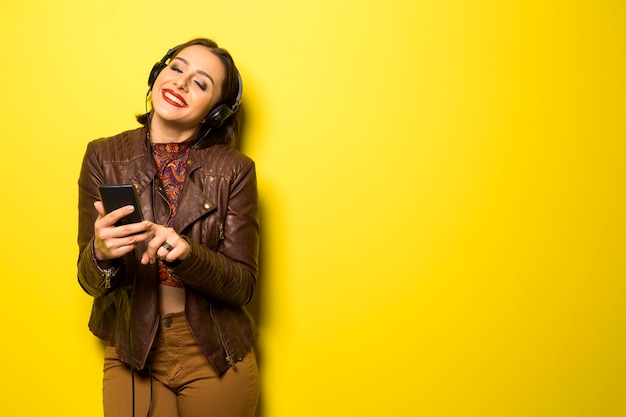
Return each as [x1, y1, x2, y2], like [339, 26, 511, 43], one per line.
[173, 57, 215, 86]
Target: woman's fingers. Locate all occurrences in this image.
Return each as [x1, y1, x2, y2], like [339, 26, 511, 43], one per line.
[141, 226, 190, 265]
[93, 201, 153, 260]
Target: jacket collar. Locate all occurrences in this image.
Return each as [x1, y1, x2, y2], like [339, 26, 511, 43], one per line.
[128, 127, 157, 197]
[128, 127, 215, 231]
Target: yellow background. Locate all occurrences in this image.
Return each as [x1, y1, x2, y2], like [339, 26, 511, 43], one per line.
[1, 1, 625, 416]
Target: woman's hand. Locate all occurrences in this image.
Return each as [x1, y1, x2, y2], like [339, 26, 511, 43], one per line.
[141, 223, 191, 265]
[93, 201, 153, 260]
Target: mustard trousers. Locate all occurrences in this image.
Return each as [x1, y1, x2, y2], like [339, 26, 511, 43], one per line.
[103, 312, 259, 417]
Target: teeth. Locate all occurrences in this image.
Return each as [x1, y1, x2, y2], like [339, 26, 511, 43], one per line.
[164, 91, 186, 106]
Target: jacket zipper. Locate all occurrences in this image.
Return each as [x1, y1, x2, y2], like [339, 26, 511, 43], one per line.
[156, 186, 173, 225]
[103, 268, 114, 289]
[209, 304, 236, 369]
[218, 221, 225, 243]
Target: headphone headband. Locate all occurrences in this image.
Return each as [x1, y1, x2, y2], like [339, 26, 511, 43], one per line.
[147, 43, 242, 128]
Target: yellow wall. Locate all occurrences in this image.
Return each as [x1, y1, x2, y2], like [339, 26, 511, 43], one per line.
[1, 1, 625, 416]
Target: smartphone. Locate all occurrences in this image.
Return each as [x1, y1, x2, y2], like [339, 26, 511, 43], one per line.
[98, 184, 144, 226]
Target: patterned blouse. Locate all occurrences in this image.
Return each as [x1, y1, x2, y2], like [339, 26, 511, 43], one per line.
[151, 142, 190, 288]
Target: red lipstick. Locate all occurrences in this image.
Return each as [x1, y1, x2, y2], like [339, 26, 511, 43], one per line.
[162, 89, 188, 107]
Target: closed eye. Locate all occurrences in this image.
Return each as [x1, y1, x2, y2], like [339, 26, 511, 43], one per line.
[169, 64, 206, 91]
[171, 56, 215, 88]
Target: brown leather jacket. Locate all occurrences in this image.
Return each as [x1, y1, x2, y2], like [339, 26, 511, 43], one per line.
[77, 127, 259, 375]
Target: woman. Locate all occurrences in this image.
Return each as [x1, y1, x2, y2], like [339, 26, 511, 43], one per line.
[77, 38, 260, 417]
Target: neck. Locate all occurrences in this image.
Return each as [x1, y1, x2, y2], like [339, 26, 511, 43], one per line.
[148, 117, 197, 144]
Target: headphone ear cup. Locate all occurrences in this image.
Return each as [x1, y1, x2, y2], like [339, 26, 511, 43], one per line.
[204, 104, 234, 128]
[148, 62, 167, 89]
[148, 45, 181, 90]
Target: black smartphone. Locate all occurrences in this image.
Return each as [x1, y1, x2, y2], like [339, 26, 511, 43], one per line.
[98, 184, 144, 226]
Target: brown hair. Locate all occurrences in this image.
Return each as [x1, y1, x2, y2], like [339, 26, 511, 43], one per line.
[137, 38, 242, 147]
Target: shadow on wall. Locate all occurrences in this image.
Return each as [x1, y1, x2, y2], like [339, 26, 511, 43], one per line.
[238, 104, 267, 417]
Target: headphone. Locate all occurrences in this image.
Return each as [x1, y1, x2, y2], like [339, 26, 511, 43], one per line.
[147, 44, 243, 129]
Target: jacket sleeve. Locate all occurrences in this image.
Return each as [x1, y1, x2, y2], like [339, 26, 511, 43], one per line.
[76, 140, 120, 298]
[171, 159, 260, 307]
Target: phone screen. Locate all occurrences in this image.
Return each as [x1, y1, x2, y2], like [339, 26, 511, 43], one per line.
[98, 184, 144, 226]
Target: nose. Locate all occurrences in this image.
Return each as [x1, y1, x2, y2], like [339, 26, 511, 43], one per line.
[173, 74, 189, 91]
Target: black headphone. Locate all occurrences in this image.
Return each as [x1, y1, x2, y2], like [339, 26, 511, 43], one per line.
[147, 44, 243, 129]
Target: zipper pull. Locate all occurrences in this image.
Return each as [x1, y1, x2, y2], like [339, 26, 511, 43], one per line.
[226, 356, 236, 369]
[103, 268, 114, 289]
[218, 221, 225, 241]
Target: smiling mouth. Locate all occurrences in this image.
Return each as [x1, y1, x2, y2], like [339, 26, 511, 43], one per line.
[162, 89, 188, 107]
